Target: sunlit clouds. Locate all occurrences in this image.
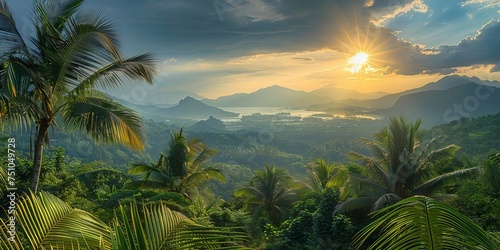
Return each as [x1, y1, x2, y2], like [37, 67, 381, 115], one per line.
[368, 0, 429, 26]
[6, 0, 492, 101]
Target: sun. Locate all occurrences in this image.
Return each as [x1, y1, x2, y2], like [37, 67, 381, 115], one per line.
[350, 52, 368, 65]
[346, 52, 370, 73]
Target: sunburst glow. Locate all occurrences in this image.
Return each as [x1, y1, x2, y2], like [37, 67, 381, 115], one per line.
[350, 52, 368, 65]
[347, 52, 370, 73]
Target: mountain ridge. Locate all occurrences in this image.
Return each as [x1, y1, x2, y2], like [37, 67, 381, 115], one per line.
[322, 75, 500, 109]
[379, 82, 500, 127]
[203, 85, 334, 107]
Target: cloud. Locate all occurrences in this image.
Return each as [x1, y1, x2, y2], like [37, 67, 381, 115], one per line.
[461, 0, 500, 9]
[490, 65, 500, 73]
[221, 0, 286, 22]
[291, 57, 314, 61]
[367, 0, 429, 25]
[381, 19, 500, 74]
[54, 0, 498, 86]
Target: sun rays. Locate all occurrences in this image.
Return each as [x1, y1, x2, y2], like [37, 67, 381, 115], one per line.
[346, 52, 371, 73]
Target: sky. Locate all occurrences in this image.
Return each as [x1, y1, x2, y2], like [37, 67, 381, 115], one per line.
[5, 0, 500, 102]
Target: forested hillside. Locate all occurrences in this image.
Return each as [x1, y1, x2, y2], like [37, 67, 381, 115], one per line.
[428, 113, 500, 159]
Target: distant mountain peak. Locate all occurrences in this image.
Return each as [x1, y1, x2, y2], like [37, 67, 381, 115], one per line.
[166, 96, 238, 119]
[179, 96, 198, 103]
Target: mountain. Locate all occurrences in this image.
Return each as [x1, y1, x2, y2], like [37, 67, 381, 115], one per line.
[338, 75, 500, 109]
[203, 85, 333, 107]
[379, 82, 500, 127]
[164, 97, 239, 119]
[309, 86, 387, 100]
[113, 97, 171, 121]
[189, 116, 227, 132]
[135, 90, 206, 105]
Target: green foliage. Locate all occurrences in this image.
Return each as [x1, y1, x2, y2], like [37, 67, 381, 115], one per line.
[429, 113, 500, 159]
[234, 164, 296, 225]
[338, 116, 477, 213]
[206, 163, 253, 201]
[313, 188, 341, 240]
[127, 128, 224, 196]
[1, 191, 111, 249]
[276, 188, 356, 250]
[454, 154, 500, 231]
[111, 200, 249, 250]
[352, 196, 500, 250]
[0, 192, 250, 249]
[304, 159, 348, 192]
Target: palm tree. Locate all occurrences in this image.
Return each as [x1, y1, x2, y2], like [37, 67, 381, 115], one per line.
[127, 128, 225, 195]
[336, 116, 477, 213]
[352, 196, 500, 250]
[0, 191, 249, 249]
[0, 0, 156, 193]
[234, 164, 296, 225]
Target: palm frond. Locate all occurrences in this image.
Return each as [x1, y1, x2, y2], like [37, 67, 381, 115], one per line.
[415, 144, 460, 174]
[68, 53, 156, 95]
[128, 162, 161, 176]
[61, 93, 145, 149]
[334, 197, 378, 214]
[188, 142, 217, 171]
[52, 0, 84, 31]
[126, 179, 172, 191]
[111, 200, 249, 250]
[341, 172, 390, 200]
[180, 168, 226, 190]
[234, 187, 264, 201]
[412, 166, 478, 195]
[371, 193, 402, 211]
[352, 196, 499, 250]
[0, 56, 43, 130]
[415, 136, 441, 164]
[305, 159, 346, 190]
[0, 191, 111, 249]
[50, 13, 122, 91]
[348, 151, 392, 189]
[34, 0, 63, 40]
[0, 0, 27, 52]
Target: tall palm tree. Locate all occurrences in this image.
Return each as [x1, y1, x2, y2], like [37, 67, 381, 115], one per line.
[0, 0, 156, 192]
[0, 191, 249, 249]
[127, 128, 225, 195]
[336, 116, 477, 213]
[352, 196, 500, 250]
[234, 164, 296, 225]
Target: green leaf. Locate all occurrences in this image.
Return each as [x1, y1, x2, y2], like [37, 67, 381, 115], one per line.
[1, 191, 111, 249]
[352, 196, 500, 250]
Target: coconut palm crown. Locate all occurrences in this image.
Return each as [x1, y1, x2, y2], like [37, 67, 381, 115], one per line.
[127, 128, 225, 196]
[336, 116, 478, 213]
[0, 0, 156, 192]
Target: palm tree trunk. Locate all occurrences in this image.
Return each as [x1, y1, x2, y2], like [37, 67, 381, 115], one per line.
[30, 119, 50, 193]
